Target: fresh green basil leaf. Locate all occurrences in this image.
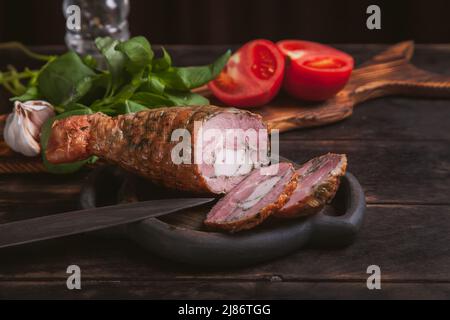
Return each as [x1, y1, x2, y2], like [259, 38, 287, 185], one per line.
[115, 100, 149, 114]
[90, 71, 144, 112]
[10, 86, 40, 102]
[164, 90, 210, 106]
[140, 75, 166, 94]
[124, 100, 148, 113]
[131, 92, 174, 108]
[109, 71, 144, 102]
[41, 108, 95, 174]
[64, 102, 91, 112]
[82, 54, 98, 69]
[152, 47, 172, 72]
[77, 73, 110, 107]
[38, 51, 96, 106]
[112, 82, 142, 102]
[95, 37, 126, 95]
[100, 100, 148, 115]
[106, 71, 142, 104]
[157, 50, 231, 90]
[117, 36, 154, 73]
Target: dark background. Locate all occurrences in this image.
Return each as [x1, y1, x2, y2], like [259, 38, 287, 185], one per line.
[0, 0, 449, 45]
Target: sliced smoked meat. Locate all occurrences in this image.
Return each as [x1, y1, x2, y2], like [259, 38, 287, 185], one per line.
[204, 162, 298, 232]
[46, 106, 268, 195]
[275, 153, 347, 218]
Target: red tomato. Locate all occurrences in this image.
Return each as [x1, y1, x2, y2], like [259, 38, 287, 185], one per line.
[209, 39, 285, 107]
[277, 40, 354, 101]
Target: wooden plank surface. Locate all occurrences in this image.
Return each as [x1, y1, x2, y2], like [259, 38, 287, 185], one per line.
[280, 140, 450, 204]
[0, 44, 449, 299]
[0, 204, 449, 281]
[281, 98, 450, 141]
[1, 281, 449, 300]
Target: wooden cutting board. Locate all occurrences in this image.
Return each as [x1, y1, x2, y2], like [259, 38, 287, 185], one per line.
[211, 41, 450, 131]
[1, 41, 450, 173]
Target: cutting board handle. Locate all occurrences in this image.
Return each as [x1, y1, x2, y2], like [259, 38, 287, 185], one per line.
[350, 41, 450, 104]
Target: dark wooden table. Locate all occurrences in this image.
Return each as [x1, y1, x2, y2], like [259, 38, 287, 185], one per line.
[0, 44, 449, 299]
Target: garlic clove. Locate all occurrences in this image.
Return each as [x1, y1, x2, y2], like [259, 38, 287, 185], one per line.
[22, 101, 55, 130]
[4, 112, 19, 153]
[3, 100, 55, 157]
[20, 116, 42, 157]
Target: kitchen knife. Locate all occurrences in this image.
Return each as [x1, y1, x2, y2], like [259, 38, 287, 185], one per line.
[0, 198, 214, 249]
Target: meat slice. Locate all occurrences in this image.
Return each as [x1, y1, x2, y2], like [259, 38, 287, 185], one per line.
[204, 162, 298, 232]
[275, 153, 347, 218]
[46, 106, 267, 195]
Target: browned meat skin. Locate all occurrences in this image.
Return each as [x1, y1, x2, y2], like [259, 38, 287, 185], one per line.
[46, 106, 266, 194]
[46, 115, 92, 164]
[275, 154, 347, 218]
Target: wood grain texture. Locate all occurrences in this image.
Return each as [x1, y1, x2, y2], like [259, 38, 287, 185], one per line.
[281, 98, 450, 141]
[0, 44, 449, 299]
[278, 140, 450, 204]
[1, 205, 449, 281]
[0, 204, 449, 299]
[1, 281, 449, 300]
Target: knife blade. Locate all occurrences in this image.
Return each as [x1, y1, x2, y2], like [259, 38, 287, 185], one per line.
[0, 198, 214, 250]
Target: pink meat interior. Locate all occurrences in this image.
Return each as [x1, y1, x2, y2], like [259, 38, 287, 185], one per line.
[206, 162, 294, 223]
[197, 111, 267, 194]
[283, 154, 344, 209]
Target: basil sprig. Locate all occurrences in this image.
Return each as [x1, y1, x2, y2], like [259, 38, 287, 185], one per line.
[29, 36, 230, 116]
[1, 36, 230, 173]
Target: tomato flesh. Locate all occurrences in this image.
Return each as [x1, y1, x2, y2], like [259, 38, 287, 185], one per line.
[209, 39, 285, 107]
[214, 67, 238, 93]
[251, 44, 278, 80]
[304, 57, 346, 69]
[277, 40, 354, 101]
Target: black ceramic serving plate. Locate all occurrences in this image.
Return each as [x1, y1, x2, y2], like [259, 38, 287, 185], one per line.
[80, 165, 366, 267]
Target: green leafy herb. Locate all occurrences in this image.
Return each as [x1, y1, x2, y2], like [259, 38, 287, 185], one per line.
[117, 36, 154, 73]
[141, 75, 166, 94]
[164, 90, 209, 106]
[38, 51, 96, 106]
[3, 37, 229, 116]
[64, 103, 92, 112]
[116, 100, 149, 114]
[82, 55, 98, 69]
[152, 47, 172, 72]
[10, 86, 40, 102]
[95, 37, 126, 96]
[156, 50, 231, 90]
[131, 92, 175, 108]
[0, 68, 39, 97]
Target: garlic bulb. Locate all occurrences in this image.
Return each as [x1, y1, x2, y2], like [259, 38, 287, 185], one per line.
[3, 100, 55, 157]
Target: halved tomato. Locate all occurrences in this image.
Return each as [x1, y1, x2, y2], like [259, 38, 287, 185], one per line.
[209, 39, 285, 107]
[277, 40, 354, 101]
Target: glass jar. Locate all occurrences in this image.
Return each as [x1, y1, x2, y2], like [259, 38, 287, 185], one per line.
[63, 0, 130, 56]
